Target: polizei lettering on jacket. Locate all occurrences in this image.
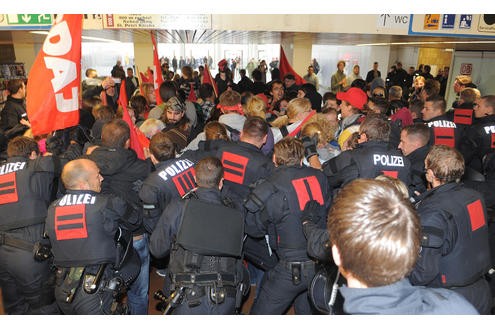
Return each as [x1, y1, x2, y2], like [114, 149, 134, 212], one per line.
[58, 193, 96, 206]
[158, 159, 194, 181]
[427, 120, 456, 128]
[373, 154, 404, 167]
[484, 125, 495, 134]
[0, 162, 26, 175]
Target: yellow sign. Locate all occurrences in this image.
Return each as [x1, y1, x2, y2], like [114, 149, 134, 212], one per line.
[424, 14, 440, 30]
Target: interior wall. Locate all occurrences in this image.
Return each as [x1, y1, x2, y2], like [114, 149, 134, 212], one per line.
[446, 51, 495, 109]
[417, 48, 453, 77]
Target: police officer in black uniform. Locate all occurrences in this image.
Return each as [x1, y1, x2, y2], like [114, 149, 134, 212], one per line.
[422, 95, 462, 149]
[324, 114, 411, 191]
[409, 145, 492, 314]
[139, 132, 196, 233]
[398, 123, 431, 199]
[150, 157, 246, 315]
[87, 119, 152, 315]
[45, 158, 140, 314]
[459, 95, 495, 174]
[215, 116, 274, 206]
[244, 137, 331, 314]
[0, 136, 56, 314]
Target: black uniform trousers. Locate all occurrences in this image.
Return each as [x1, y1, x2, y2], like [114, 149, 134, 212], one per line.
[0, 244, 54, 314]
[172, 292, 236, 315]
[54, 267, 118, 315]
[250, 261, 315, 315]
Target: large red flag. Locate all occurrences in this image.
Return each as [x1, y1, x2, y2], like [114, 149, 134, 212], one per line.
[26, 14, 82, 136]
[279, 45, 305, 85]
[151, 32, 164, 105]
[118, 79, 149, 160]
[203, 64, 218, 98]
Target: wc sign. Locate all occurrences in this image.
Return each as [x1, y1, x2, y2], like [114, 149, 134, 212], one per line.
[377, 14, 409, 29]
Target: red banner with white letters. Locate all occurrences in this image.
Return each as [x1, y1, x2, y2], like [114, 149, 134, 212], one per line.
[26, 14, 82, 136]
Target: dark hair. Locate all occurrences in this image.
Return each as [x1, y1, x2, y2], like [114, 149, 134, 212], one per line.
[252, 69, 262, 82]
[359, 114, 390, 142]
[423, 79, 441, 98]
[242, 116, 269, 140]
[7, 79, 24, 95]
[402, 123, 430, 147]
[159, 81, 178, 102]
[7, 136, 39, 158]
[199, 83, 214, 99]
[351, 79, 367, 91]
[101, 119, 130, 148]
[195, 157, 223, 188]
[149, 131, 175, 161]
[129, 95, 149, 116]
[425, 95, 446, 114]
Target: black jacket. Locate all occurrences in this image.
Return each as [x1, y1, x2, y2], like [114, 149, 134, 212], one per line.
[0, 96, 28, 139]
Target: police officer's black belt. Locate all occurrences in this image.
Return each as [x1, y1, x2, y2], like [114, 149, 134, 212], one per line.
[174, 273, 236, 285]
[281, 260, 315, 271]
[0, 232, 34, 252]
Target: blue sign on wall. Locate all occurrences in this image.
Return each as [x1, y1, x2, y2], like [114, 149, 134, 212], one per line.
[459, 15, 473, 29]
[442, 14, 455, 29]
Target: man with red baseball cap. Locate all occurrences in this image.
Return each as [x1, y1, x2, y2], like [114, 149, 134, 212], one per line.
[335, 87, 368, 141]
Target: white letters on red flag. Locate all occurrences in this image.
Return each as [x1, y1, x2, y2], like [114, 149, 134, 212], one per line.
[26, 14, 82, 136]
[151, 32, 164, 105]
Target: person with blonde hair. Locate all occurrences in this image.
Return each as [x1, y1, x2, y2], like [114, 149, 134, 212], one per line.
[301, 121, 340, 169]
[245, 95, 275, 156]
[271, 98, 314, 142]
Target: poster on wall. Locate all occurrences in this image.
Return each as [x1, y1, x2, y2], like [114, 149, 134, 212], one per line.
[460, 63, 473, 75]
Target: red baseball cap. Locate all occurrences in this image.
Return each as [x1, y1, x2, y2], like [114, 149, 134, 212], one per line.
[337, 87, 368, 110]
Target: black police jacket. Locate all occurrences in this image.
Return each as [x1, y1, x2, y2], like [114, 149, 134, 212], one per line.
[215, 141, 274, 202]
[45, 190, 134, 268]
[459, 115, 495, 173]
[324, 140, 411, 190]
[424, 114, 461, 149]
[87, 146, 151, 236]
[410, 182, 491, 288]
[407, 144, 430, 198]
[139, 157, 196, 233]
[245, 165, 330, 262]
[0, 156, 54, 231]
[0, 96, 28, 139]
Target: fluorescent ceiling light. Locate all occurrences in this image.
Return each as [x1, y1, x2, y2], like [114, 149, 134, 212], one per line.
[29, 31, 121, 43]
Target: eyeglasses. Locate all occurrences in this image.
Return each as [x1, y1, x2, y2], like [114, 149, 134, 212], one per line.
[373, 93, 384, 98]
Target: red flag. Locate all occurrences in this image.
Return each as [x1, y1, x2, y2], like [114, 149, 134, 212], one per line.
[279, 45, 305, 85]
[203, 64, 218, 98]
[140, 71, 151, 83]
[151, 32, 164, 105]
[26, 14, 82, 136]
[187, 82, 197, 102]
[118, 79, 149, 160]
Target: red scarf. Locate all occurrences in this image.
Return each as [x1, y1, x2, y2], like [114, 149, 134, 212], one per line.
[217, 103, 244, 116]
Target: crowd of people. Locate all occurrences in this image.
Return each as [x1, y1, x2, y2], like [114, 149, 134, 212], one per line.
[0, 55, 494, 316]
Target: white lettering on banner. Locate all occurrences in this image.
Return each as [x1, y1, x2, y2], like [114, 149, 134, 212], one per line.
[42, 17, 78, 113]
[484, 125, 495, 134]
[0, 162, 26, 175]
[427, 120, 457, 128]
[42, 21, 72, 56]
[158, 159, 194, 181]
[59, 193, 96, 206]
[373, 154, 404, 167]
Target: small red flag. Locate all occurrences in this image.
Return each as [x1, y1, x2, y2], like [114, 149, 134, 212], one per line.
[187, 82, 197, 102]
[279, 45, 305, 85]
[151, 32, 164, 105]
[203, 64, 218, 98]
[119, 79, 149, 160]
[26, 14, 83, 136]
